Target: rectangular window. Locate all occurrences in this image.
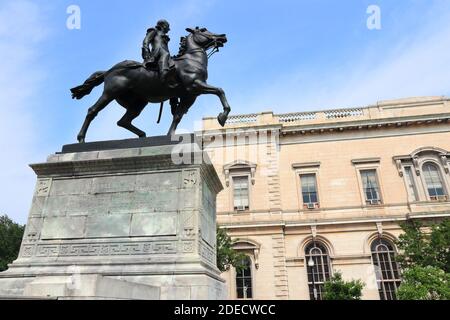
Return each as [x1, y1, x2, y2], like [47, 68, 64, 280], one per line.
[404, 166, 418, 201]
[360, 169, 382, 204]
[233, 176, 249, 210]
[236, 257, 253, 299]
[300, 174, 318, 207]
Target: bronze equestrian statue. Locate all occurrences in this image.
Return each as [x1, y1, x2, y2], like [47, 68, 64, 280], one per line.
[70, 22, 230, 143]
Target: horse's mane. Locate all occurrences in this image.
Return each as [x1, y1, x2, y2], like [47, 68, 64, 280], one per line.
[174, 36, 188, 58]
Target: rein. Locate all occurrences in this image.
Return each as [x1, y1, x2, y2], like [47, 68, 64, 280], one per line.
[177, 34, 221, 60]
[174, 46, 219, 61]
[207, 44, 220, 58]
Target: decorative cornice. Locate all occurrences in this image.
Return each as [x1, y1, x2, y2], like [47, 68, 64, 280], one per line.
[393, 146, 449, 175]
[351, 157, 381, 165]
[198, 124, 282, 140]
[377, 96, 448, 109]
[292, 162, 321, 169]
[281, 113, 450, 136]
[30, 145, 223, 194]
[410, 146, 449, 157]
[218, 211, 450, 229]
[223, 160, 257, 187]
[233, 239, 260, 269]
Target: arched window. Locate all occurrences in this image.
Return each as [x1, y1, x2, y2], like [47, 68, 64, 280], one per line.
[305, 241, 331, 300]
[371, 238, 401, 300]
[235, 256, 253, 299]
[422, 162, 447, 200]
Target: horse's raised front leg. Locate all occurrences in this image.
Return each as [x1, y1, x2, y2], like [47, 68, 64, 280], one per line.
[192, 80, 231, 127]
[167, 96, 197, 136]
[117, 104, 147, 138]
[78, 93, 113, 143]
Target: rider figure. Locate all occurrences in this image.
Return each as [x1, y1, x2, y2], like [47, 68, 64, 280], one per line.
[142, 19, 176, 87]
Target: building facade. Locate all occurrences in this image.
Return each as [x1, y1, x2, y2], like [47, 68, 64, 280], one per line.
[198, 96, 450, 300]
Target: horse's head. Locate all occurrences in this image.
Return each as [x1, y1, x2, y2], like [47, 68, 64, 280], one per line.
[186, 27, 227, 50]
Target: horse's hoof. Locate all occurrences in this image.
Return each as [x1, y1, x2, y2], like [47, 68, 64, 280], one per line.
[138, 133, 146, 138]
[217, 113, 227, 127]
[77, 136, 85, 143]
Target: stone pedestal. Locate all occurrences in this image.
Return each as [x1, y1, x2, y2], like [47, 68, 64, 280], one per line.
[0, 135, 226, 299]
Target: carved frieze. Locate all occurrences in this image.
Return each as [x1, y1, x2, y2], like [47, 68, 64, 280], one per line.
[24, 241, 179, 258]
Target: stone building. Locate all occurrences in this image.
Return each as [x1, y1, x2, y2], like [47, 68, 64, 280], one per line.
[198, 96, 450, 300]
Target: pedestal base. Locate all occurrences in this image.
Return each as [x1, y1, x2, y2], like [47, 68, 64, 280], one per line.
[0, 135, 227, 300]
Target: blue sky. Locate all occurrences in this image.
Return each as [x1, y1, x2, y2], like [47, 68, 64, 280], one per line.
[1, 0, 450, 223]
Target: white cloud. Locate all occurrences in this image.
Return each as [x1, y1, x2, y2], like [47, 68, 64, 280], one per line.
[0, 1, 50, 224]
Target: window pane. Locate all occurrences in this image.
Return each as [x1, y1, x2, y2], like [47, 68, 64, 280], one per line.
[404, 167, 418, 201]
[300, 174, 318, 205]
[305, 242, 331, 300]
[236, 287, 243, 299]
[360, 170, 381, 201]
[233, 176, 249, 209]
[371, 238, 401, 300]
[423, 163, 446, 198]
[235, 256, 252, 299]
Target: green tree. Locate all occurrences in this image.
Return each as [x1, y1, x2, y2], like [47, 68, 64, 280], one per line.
[396, 266, 450, 300]
[0, 215, 25, 271]
[396, 219, 450, 272]
[395, 218, 450, 300]
[216, 226, 247, 272]
[322, 271, 364, 300]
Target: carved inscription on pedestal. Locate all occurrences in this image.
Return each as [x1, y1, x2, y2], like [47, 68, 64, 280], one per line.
[35, 178, 51, 197]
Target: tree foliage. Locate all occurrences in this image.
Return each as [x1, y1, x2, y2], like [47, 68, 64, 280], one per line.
[322, 271, 364, 300]
[396, 219, 450, 273]
[0, 215, 25, 272]
[216, 226, 247, 273]
[395, 218, 450, 300]
[396, 266, 450, 300]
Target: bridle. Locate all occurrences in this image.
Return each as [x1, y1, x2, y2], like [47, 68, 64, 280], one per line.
[182, 32, 223, 59]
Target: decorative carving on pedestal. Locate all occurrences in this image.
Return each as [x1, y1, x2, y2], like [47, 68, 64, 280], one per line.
[183, 170, 198, 187]
[182, 241, 195, 253]
[23, 241, 179, 258]
[20, 245, 35, 258]
[35, 178, 51, 196]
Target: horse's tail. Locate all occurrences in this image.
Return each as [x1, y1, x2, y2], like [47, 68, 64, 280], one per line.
[70, 71, 106, 100]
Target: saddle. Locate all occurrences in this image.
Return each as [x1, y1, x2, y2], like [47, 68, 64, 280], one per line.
[142, 55, 176, 70]
[116, 59, 174, 72]
[118, 60, 178, 87]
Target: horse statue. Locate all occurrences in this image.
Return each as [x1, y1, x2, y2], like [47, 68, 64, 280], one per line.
[70, 27, 230, 143]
